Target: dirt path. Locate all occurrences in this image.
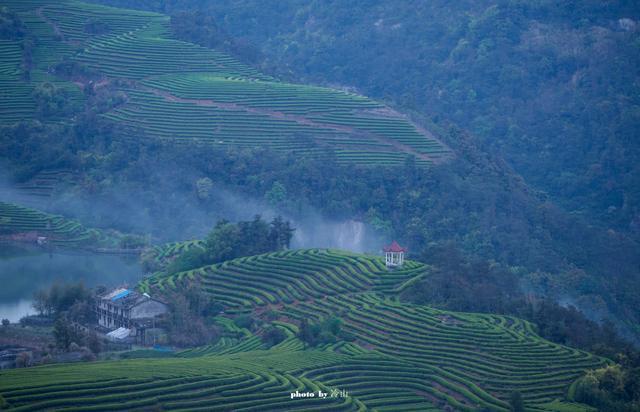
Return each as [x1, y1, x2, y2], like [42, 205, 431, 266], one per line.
[141, 86, 445, 163]
[31, 6, 451, 164]
[36, 7, 68, 44]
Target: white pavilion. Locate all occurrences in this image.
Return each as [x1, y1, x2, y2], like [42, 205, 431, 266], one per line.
[383, 241, 406, 268]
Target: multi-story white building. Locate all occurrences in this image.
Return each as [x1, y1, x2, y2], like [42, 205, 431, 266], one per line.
[96, 288, 168, 331]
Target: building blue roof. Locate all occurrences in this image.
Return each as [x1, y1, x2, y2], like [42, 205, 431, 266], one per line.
[111, 289, 132, 301]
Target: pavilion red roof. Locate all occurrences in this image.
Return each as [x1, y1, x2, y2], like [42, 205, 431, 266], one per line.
[383, 241, 406, 253]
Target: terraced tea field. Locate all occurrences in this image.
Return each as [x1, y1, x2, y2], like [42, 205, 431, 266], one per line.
[124, 249, 606, 411]
[0, 351, 363, 411]
[1, 248, 605, 410]
[0, 1, 607, 409]
[0, 39, 36, 123]
[0, 201, 101, 245]
[0, 0, 450, 166]
[6, 169, 78, 199]
[0, 201, 127, 248]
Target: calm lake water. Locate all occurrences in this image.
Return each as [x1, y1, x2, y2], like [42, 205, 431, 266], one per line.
[0, 244, 142, 322]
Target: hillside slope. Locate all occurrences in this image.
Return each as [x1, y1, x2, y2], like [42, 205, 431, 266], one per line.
[0, 249, 607, 411]
[186, 0, 640, 235]
[0, 0, 449, 166]
[0, 201, 144, 249]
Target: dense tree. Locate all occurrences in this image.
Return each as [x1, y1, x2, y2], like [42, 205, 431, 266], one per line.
[53, 316, 85, 351]
[262, 326, 287, 347]
[163, 292, 221, 347]
[269, 216, 294, 250]
[32, 82, 77, 118]
[575, 364, 640, 412]
[0, 6, 25, 39]
[233, 314, 255, 331]
[32, 282, 93, 317]
[201, 0, 640, 238]
[298, 317, 344, 347]
[169, 215, 296, 268]
[170, 11, 260, 63]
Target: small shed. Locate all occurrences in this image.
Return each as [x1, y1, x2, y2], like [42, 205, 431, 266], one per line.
[106, 327, 131, 341]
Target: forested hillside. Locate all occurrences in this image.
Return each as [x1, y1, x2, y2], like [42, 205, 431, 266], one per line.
[99, 0, 640, 238]
[191, 0, 640, 237]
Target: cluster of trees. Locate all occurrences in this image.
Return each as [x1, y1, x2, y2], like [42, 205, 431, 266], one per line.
[404, 241, 640, 359]
[0, 6, 25, 39]
[170, 11, 260, 64]
[298, 317, 351, 347]
[161, 286, 222, 347]
[405, 241, 521, 314]
[261, 326, 287, 347]
[205, 216, 294, 260]
[31, 282, 102, 355]
[188, 0, 640, 239]
[575, 364, 640, 412]
[32, 282, 94, 322]
[53, 318, 102, 358]
[164, 215, 294, 275]
[32, 82, 79, 119]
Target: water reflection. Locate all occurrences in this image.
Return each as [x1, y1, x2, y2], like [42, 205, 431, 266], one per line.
[0, 244, 142, 322]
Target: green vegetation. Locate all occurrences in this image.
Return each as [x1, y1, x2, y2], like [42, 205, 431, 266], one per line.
[0, 1, 638, 410]
[0, 201, 144, 248]
[0, 0, 448, 167]
[196, 0, 640, 235]
[0, 38, 35, 123]
[0, 249, 609, 410]
[571, 364, 640, 412]
[0, 201, 100, 246]
[141, 216, 294, 277]
[0, 351, 362, 411]
[2, 0, 635, 340]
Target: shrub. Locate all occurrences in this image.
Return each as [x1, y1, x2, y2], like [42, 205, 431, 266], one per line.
[15, 352, 32, 368]
[233, 315, 255, 331]
[262, 327, 287, 347]
[80, 347, 96, 362]
[298, 317, 343, 347]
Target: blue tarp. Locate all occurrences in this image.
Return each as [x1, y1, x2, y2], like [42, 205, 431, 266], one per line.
[111, 290, 131, 301]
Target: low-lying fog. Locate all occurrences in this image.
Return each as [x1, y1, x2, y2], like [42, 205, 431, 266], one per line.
[0, 169, 385, 253]
[0, 170, 386, 321]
